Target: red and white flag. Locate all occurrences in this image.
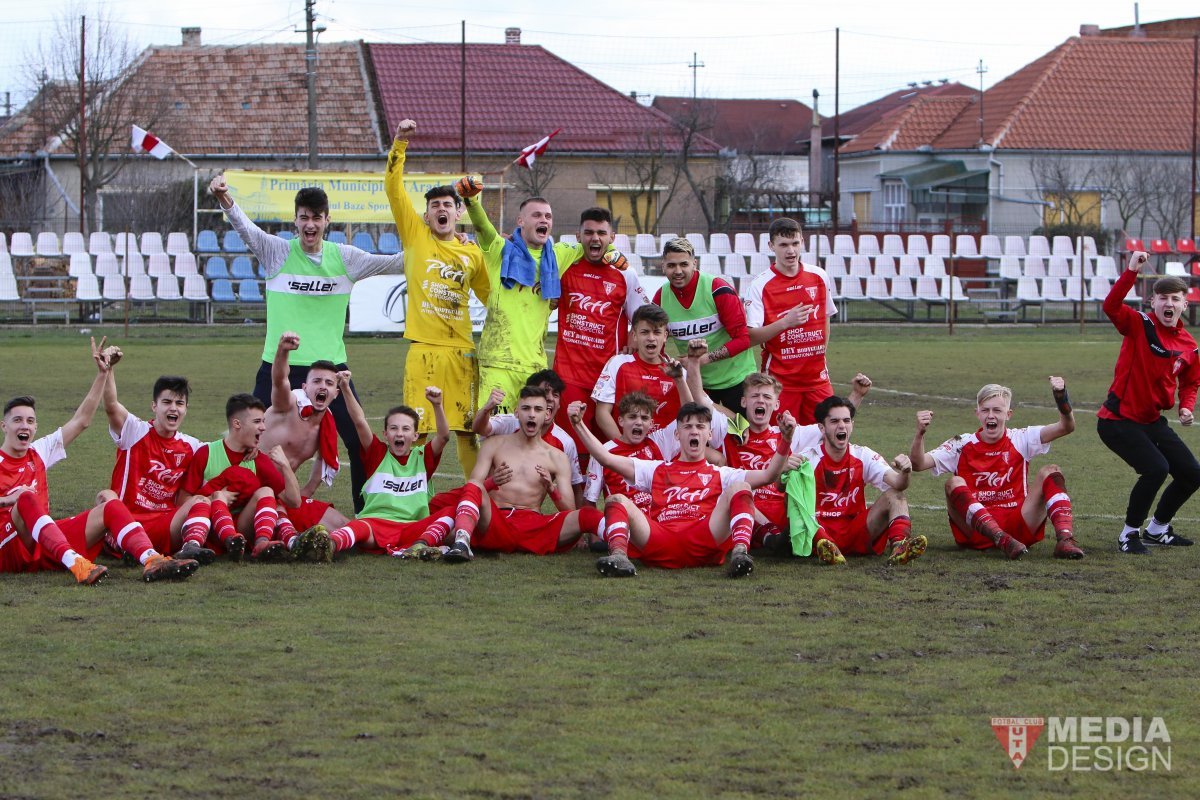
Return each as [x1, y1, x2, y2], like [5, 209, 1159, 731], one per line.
[516, 128, 561, 169]
[131, 125, 173, 160]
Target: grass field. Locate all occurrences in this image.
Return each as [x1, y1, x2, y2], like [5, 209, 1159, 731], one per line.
[2, 324, 1198, 799]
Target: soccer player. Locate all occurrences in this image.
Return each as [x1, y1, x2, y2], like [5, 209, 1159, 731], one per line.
[1097, 251, 1200, 554]
[570, 399, 795, 579]
[1, 340, 198, 584]
[551, 207, 647, 449]
[209, 175, 405, 513]
[179, 394, 302, 561]
[592, 304, 689, 438]
[259, 331, 352, 538]
[653, 237, 755, 412]
[909, 378, 1084, 560]
[102, 350, 215, 565]
[799, 396, 925, 566]
[724, 371, 871, 549]
[385, 119, 490, 477]
[441, 386, 604, 562]
[745, 217, 837, 423]
[308, 386, 453, 560]
[472, 370, 586, 508]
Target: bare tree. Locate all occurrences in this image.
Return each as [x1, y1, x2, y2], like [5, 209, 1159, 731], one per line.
[594, 129, 684, 234]
[1143, 159, 1193, 243]
[1029, 155, 1100, 226]
[720, 151, 786, 232]
[1095, 155, 1154, 241]
[511, 154, 558, 199]
[25, 9, 170, 233]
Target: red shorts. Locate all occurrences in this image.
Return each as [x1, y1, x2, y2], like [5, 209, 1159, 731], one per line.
[104, 509, 176, 556]
[475, 498, 576, 555]
[631, 519, 729, 569]
[282, 497, 333, 531]
[776, 381, 834, 426]
[816, 510, 887, 556]
[345, 517, 438, 554]
[950, 505, 1046, 550]
[756, 494, 787, 528]
[0, 509, 98, 574]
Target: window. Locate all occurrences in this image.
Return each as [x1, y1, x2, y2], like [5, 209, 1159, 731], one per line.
[594, 190, 657, 234]
[1042, 191, 1101, 227]
[853, 191, 871, 224]
[882, 180, 908, 225]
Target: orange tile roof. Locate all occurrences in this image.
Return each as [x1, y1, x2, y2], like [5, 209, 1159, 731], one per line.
[652, 97, 813, 154]
[840, 96, 975, 154]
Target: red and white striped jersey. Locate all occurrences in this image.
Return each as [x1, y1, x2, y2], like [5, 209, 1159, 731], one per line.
[930, 426, 1049, 511]
[109, 414, 202, 514]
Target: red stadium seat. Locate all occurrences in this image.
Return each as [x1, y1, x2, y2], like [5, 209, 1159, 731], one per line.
[1177, 238, 1197, 255]
[1124, 238, 1145, 252]
[1188, 287, 1200, 303]
[1150, 239, 1174, 255]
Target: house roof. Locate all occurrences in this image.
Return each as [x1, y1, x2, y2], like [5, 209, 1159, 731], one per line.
[650, 97, 813, 155]
[369, 43, 719, 155]
[840, 95, 976, 154]
[823, 82, 976, 141]
[1097, 16, 1200, 38]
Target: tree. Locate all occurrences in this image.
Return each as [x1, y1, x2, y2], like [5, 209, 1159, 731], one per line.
[1095, 155, 1154, 241]
[1143, 159, 1194, 244]
[1029, 155, 1100, 226]
[594, 129, 685, 234]
[511, 154, 558, 199]
[25, 9, 170, 233]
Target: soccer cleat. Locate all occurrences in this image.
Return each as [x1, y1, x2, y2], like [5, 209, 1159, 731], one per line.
[225, 534, 246, 563]
[886, 535, 927, 566]
[291, 526, 333, 563]
[995, 533, 1027, 560]
[1119, 533, 1151, 555]
[1053, 536, 1085, 559]
[596, 552, 637, 577]
[588, 534, 610, 554]
[816, 539, 846, 566]
[142, 554, 199, 582]
[176, 540, 216, 566]
[396, 541, 440, 561]
[726, 547, 754, 579]
[1142, 526, 1194, 547]
[251, 538, 288, 562]
[69, 557, 107, 585]
[443, 539, 474, 563]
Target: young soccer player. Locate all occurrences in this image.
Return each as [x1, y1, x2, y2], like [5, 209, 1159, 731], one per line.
[209, 174, 405, 513]
[745, 217, 837, 423]
[800, 396, 925, 566]
[654, 236, 755, 412]
[386, 119, 490, 477]
[179, 394, 302, 561]
[592, 304, 689, 438]
[910, 378, 1083, 560]
[442, 386, 603, 562]
[1, 340, 198, 584]
[1097, 251, 1200, 554]
[571, 399, 796, 578]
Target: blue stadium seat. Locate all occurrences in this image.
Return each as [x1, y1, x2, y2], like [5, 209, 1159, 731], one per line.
[352, 232, 376, 252]
[229, 256, 256, 280]
[277, 230, 295, 241]
[238, 279, 264, 303]
[196, 229, 220, 253]
[222, 230, 248, 253]
[204, 257, 229, 280]
[211, 278, 237, 302]
[257, 263, 267, 279]
[377, 232, 400, 255]
[327, 231, 347, 245]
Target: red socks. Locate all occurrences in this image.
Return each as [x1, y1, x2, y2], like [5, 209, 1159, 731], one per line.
[604, 501, 630, 556]
[420, 515, 454, 547]
[1043, 472, 1074, 539]
[729, 490, 754, 550]
[15, 491, 78, 568]
[102, 499, 157, 564]
[277, 511, 298, 549]
[949, 484, 1004, 543]
[885, 515, 912, 545]
[182, 499, 211, 547]
[329, 523, 368, 553]
[211, 500, 238, 545]
[252, 496, 278, 543]
[453, 483, 483, 538]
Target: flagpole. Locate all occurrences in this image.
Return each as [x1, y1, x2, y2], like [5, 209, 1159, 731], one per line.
[172, 152, 200, 251]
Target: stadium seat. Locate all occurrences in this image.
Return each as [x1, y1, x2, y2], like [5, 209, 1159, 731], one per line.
[733, 233, 757, 256]
[165, 232, 190, 256]
[140, 232, 165, 256]
[182, 274, 209, 301]
[848, 255, 872, 278]
[197, 230, 220, 252]
[634, 233, 658, 257]
[823, 255, 847, 280]
[95, 253, 121, 277]
[1124, 238, 1145, 253]
[377, 232, 401, 255]
[0, 253, 11, 274]
[122, 253, 146, 276]
[229, 256, 256, 281]
[857, 235, 880, 257]
[0, 274, 18, 301]
[174, 253, 199, 277]
[874, 256, 897, 280]
[998, 256, 1022, 281]
[1095, 255, 1119, 279]
[223, 230, 248, 253]
[68, 253, 92, 277]
[897, 255, 922, 279]
[238, 279, 264, 303]
[1042, 277, 1069, 303]
[924, 256, 947, 278]
[940, 276, 967, 301]
[698, 254, 722, 275]
[709, 233, 732, 256]
[351, 232, 376, 252]
[88, 232, 113, 256]
[9, 232, 33, 256]
[953, 235, 978, 258]
[747, 253, 771, 274]
[614, 234, 632, 253]
[1081, 236, 1099, 259]
[277, 230, 295, 241]
[1165, 261, 1187, 277]
[1063, 276, 1093, 303]
[1023, 257, 1047, 279]
[129, 274, 155, 302]
[257, 263, 267, 279]
[1047, 256, 1071, 278]
[979, 235, 1003, 259]
[75, 273, 101, 303]
[156, 276, 182, 301]
[1070, 258, 1095, 279]
[35, 232, 60, 256]
[0, 232, 7, 254]
[891, 277, 916, 303]
[61, 232, 86, 256]
[211, 279, 238, 302]
[806, 234, 831, 257]
[865, 275, 890, 301]
[881, 235, 906, 257]
[906, 235, 929, 258]
[1003, 235, 1027, 258]
[839, 277, 865, 301]
[658, 233, 678, 253]
[147, 254, 172, 279]
[833, 234, 856, 257]
[1015, 277, 1045, 321]
[1028, 236, 1051, 258]
[102, 275, 126, 301]
[112, 232, 138, 257]
[1051, 236, 1075, 258]
[1122, 278, 1142, 304]
[1177, 238, 1197, 255]
[1150, 238, 1174, 255]
[205, 257, 230, 280]
[627, 254, 644, 274]
[930, 235, 951, 258]
[724, 255, 748, 279]
[685, 233, 707, 255]
[914, 276, 942, 303]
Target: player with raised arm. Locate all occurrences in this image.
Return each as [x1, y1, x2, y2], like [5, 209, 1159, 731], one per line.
[1, 340, 198, 584]
[909, 379, 1083, 560]
[442, 386, 603, 562]
[745, 217, 837, 423]
[592, 304, 690, 439]
[570, 398, 795, 579]
[1096, 250, 1200, 554]
[178, 394, 302, 562]
[209, 175, 404, 513]
[800, 395, 925, 566]
[385, 119, 490, 477]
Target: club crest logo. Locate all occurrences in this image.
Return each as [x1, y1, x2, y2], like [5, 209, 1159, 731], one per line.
[806, 287, 818, 301]
[698, 473, 713, 487]
[991, 718, 1044, 769]
[603, 281, 617, 296]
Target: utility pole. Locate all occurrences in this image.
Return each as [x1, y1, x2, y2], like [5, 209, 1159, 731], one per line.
[688, 52, 704, 99]
[304, 0, 318, 169]
[976, 60, 988, 147]
[78, 15, 86, 232]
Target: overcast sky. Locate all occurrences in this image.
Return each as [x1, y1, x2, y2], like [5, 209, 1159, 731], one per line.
[1, 0, 1195, 116]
